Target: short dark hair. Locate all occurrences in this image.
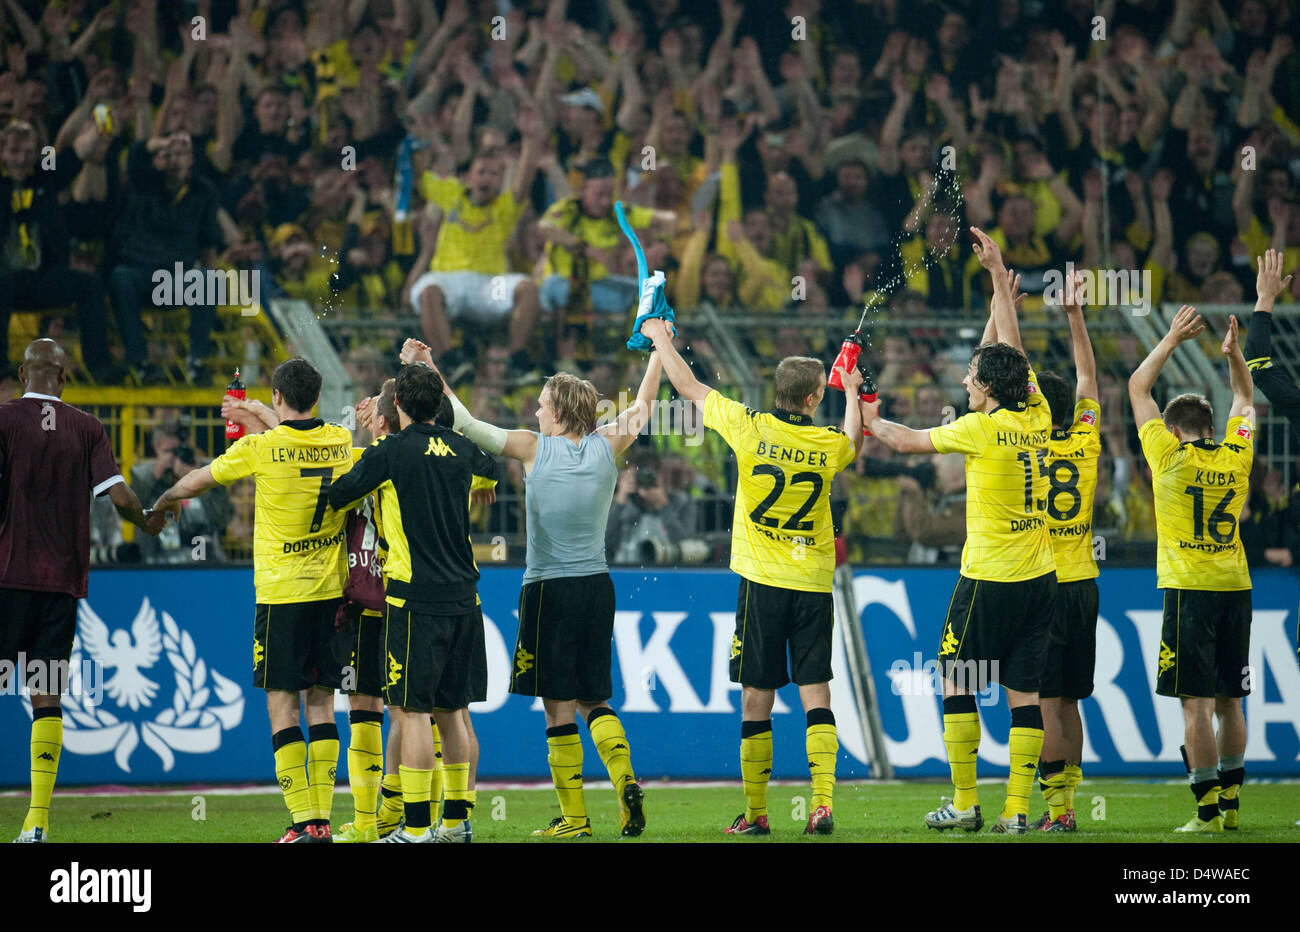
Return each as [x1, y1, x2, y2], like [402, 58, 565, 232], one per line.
[395, 363, 445, 424]
[1037, 371, 1073, 428]
[579, 157, 615, 179]
[272, 357, 322, 413]
[1163, 393, 1214, 437]
[971, 343, 1029, 409]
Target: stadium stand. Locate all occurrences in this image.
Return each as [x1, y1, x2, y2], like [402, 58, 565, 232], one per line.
[2, 0, 1298, 569]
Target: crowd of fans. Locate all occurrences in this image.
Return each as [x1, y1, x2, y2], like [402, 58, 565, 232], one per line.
[6, 0, 1300, 566]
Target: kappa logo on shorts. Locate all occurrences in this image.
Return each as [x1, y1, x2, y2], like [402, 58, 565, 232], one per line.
[729, 634, 741, 660]
[939, 622, 959, 657]
[386, 652, 403, 688]
[1158, 640, 1176, 674]
[514, 644, 535, 676]
[254, 638, 265, 670]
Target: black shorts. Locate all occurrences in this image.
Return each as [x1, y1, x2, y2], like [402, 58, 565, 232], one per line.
[341, 611, 386, 699]
[510, 574, 616, 703]
[0, 587, 77, 693]
[1156, 588, 1252, 699]
[383, 604, 481, 713]
[730, 578, 833, 689]
[939, 572, 1057, 694]
[254, 598, 346, 693]
[1040, 578, 1100, 701]
[469, 604, 488, 704]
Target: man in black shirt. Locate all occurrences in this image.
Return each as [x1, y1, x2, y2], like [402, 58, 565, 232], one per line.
[327, 363, 497, 844]
[108, 132, 226, 385]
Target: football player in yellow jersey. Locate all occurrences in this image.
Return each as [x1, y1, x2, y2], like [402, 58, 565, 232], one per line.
[407, 115, 543, 363]
[640, 316, 864, 837]
[1032, 272, 1102, 833]
[862, 228, 1056, 835]
[1130, 304, 1255, 834]
[154, 358, 354, 843]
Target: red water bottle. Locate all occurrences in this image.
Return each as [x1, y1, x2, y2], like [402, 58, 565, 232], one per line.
[859, 373, 878, 437]
[226, 368, 246, 441]
[827, 331, 863, 390]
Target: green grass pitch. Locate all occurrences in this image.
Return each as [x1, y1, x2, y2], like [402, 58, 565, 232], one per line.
[3, 780, 1298, 842]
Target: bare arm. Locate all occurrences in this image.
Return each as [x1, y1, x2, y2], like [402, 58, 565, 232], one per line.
[1129, 305, 1204, 426]
[836, 366, 866, 458]
[107, 482, 161, 535]
[599, 353, 664, 457]
[1221, 314, 1254, 422]
[642, 318, 710, 406]
[970, 226, 1020, 352]
[153, 465, 220, 518]
[1063, 273, 1098, 401]
[859, 399, 937, 454]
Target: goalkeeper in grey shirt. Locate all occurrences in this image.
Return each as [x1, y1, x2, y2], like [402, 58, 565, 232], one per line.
[401, 338, 662, 838]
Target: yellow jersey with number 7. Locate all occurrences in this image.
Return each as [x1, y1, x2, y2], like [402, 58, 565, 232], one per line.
[703, 391, 856, 593]
[209, 419, 355, 604]
[1139, 416, 1253, 591]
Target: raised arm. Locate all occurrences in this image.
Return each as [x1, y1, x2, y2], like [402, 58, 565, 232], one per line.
[1243, 249, 1300, 426]
[599, 352, 663, 457]
[1063, 270, 1098, 401]
[641, 318, 710, 406]
[1128, 305, 1204, 426]
[836, 365, 866, 458]
[970, 226, 1019, 352]
[1221, 314, 1254, 422]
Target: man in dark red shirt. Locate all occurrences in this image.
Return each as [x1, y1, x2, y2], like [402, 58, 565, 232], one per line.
[0, 339, 163, 843]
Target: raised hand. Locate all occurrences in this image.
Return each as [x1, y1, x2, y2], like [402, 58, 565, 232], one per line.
[1062, 268, 1086, 313]
[1007, 269, 1025, 308]
[1221, 314, 1240, 356]
[400, 337, 434, 366]
[1167, 305, 1205, 344]
[834, 365, 863, 396]
[640, 316, 672, 343]
[969, 226, 1005, 271]
[1256, 248, 1294, 304]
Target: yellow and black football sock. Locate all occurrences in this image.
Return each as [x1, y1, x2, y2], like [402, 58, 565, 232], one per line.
[740, 719, 772, 823]
[1004, 705, 1044, 819]
[306, 722, 339, 824]
[1217, 754, 1244, 826]
[805, 708, 837, 810]
[429, 717, 444, 820]
[398, 764, 433, 833]
[23, 707, 63, 833]
[1062, 763, 1082, 810]
[587, 707, 636, 791]
[545, 723, 586, 825]
[441, 761, 470, 826]
[377, 773, 404, 829]
[942, 695, 980, 811]
[346, 711, 383, 830]
[272, 727, 314, 826]
[1190, 768, 1221, 823]
[1038, 758, 1068, 820]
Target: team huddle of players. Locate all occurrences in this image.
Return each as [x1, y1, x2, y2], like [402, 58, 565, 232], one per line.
[4, 239, 1289, 844]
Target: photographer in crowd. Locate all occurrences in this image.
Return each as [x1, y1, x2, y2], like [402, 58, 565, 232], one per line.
[607, 450, 705, 565]
[129, 420, 233, 564]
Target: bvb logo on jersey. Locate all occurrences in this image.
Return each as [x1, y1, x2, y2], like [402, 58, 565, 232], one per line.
[1159, 640, 1176, 674]
[425, 437, 455, 457]
[939, 622, 959, 657]
[386, 652, 404, 688]
[514, 644, 535, 676]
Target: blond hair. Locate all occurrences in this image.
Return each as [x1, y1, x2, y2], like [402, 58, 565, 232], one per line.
[774, 356, 826, 411]
[544, 372, 599, 435]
